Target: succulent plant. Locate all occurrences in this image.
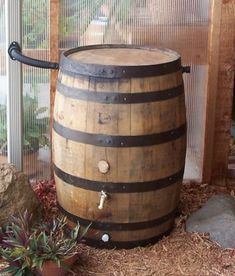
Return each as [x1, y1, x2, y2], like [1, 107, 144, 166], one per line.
[0, 210, 34, 275]
[0, 210, 90, 275]
[30, 216, 90, 270]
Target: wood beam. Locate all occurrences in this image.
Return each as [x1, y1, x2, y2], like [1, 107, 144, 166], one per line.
[211, 0, 235, 183]
[50, 0, 59, 176]
[202, 0, 223, 183]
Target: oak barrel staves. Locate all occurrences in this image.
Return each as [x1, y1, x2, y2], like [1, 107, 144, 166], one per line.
[52, 44, 187, 248]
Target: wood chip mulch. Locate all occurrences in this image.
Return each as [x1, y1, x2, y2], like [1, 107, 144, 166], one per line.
[32, 179, 235, 276]
[76, 232, 235, 276]
[2, 180, 235, 275]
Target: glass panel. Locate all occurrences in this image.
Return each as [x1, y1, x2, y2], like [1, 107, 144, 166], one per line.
[22, 0, 50, 184]
[59, 0, 210, 181]
[0, 0, 8, 164]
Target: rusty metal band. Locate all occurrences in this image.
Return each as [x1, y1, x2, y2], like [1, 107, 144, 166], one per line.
[53, 121, 186, 147]
[56, 81, 184, 104]
[58, 203, 176, 231]
[83, 228, 173, 249]
[54, 164, 184, 193]
[60, 44, 181, 78]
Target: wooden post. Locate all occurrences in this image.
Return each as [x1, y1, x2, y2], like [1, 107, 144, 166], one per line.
[211, 0, 235, 182]
[202, 0, 222, 183]
[50, 0, 59, 176]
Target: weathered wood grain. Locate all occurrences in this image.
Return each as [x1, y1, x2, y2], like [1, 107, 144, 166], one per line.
[53, 46, 186, 246]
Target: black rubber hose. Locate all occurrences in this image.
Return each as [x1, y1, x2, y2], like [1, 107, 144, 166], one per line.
[8, 41, 59, 70]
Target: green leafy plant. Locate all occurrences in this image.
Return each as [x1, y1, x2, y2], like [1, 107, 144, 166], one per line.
[0, 210, 90, 276]
[0, 104, 7, 154]
[23, 94, 49, 153]
[0, 95, 49, 155]
[22, 0, 49, 48]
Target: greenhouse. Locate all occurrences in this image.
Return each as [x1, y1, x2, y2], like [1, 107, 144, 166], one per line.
[0, 1, 234, 275]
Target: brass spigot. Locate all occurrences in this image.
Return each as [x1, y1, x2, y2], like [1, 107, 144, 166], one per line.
[98, 190, 108, 210]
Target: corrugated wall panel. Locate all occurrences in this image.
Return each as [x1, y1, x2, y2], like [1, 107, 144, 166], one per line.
[22, 0, 51, 183]
[6, 0, 23, 169]
[0, 0, 7, 164]
[59, 0, 210, 181]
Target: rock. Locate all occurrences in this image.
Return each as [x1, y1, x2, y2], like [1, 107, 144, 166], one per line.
[186, 194, 235, 248]
[0, 163, 40, 226]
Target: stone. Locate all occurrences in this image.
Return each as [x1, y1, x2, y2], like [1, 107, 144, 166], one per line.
[186, 194, 235, 248]
[0, 163, 40, 226]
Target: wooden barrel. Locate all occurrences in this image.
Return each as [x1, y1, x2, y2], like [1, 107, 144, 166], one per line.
[53, 44, 186, 248]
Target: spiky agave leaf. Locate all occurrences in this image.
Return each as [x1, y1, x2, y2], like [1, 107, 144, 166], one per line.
[0, 265, 19, 274]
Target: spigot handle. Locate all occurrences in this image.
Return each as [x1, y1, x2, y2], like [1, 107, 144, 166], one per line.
[98, 190, 107, 210]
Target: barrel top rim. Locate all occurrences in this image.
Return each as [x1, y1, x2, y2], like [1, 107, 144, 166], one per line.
[60, 44, 182, 78]
[63, 44, 180, 67]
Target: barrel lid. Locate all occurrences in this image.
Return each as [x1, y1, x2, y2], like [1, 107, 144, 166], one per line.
[60, 44, 182, 78]
[68, 46, 179, 66]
